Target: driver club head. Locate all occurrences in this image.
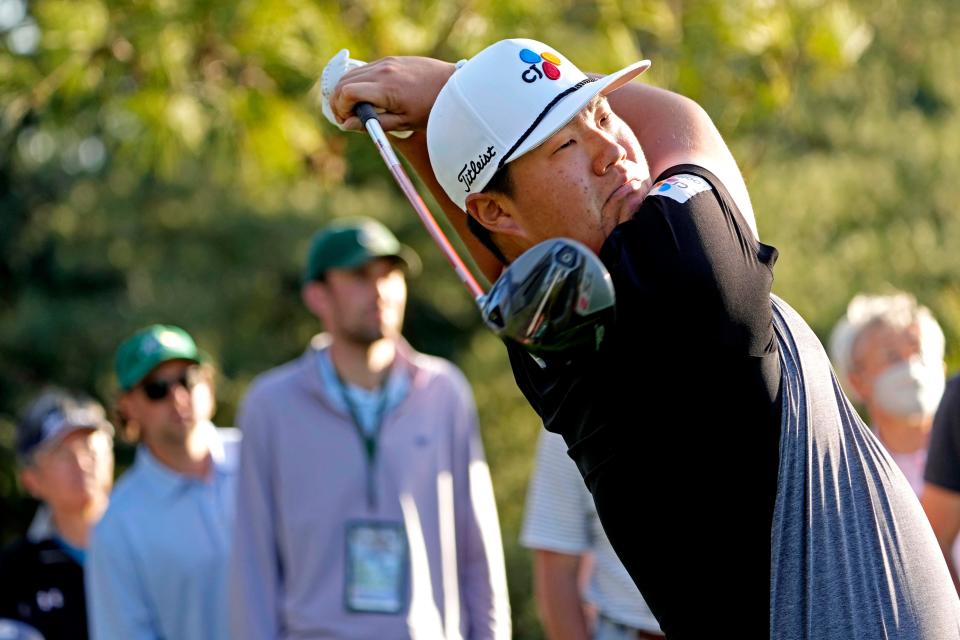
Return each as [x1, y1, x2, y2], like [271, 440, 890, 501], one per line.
[479, 238, 615, 355]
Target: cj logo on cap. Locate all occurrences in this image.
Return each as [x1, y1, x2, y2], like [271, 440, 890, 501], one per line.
[519, 48, 562, 83]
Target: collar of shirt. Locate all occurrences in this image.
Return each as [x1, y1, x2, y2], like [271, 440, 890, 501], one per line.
[53, 535, 86, 565]
[315, 346, 411, 434]
[134, 421, 231, 499]
[27, 504, 55, 542]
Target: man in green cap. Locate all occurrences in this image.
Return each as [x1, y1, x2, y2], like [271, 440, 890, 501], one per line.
[230, 218, 510, 639]
[86, 325, 240, 640]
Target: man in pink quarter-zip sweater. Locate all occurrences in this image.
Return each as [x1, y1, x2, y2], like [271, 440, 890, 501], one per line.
[228, 218, 511, 640]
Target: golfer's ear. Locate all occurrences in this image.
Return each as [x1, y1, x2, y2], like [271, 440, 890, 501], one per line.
[465, 192, 523, 236]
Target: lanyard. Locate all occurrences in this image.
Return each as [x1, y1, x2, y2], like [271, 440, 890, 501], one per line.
[333, 368, 390, 510]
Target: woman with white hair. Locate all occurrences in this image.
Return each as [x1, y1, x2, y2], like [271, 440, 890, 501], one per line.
[831, 293, 960, 585]
[829, 291, 947, 493]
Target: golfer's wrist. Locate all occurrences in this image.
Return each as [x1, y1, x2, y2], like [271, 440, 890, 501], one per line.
[441, 60, 459, 83]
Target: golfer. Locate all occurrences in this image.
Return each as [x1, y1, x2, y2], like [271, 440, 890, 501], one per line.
[328, 38, 960, 639]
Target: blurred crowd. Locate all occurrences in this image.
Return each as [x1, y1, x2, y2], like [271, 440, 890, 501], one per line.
[2, 218, 960, 640]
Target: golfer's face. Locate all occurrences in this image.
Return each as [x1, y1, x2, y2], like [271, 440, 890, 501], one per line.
[505, 96, 650, 253]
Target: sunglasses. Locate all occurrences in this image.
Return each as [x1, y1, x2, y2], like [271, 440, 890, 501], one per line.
[140, 367, 202, 401]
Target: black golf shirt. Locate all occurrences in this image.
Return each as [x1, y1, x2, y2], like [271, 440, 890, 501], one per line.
[506, 165, 782, 638]
[0, 536, 89, 639]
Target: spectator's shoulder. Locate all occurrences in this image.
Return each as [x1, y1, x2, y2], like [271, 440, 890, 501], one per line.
[943, 373, 960, 404]
[0, 537, 37, 570]
[214, 426, 242, 469]
[216, 425, 242, 444]
[933, 374, 960, 432]
[0, 538, 44, 603]
[92, 468, 149, 540]
[407, 350, 470, 393]
[243, 355, 308, 406]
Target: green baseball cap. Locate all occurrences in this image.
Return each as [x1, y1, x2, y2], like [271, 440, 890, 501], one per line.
[303, 218, 420, 283]
[114, 324, 202, 390]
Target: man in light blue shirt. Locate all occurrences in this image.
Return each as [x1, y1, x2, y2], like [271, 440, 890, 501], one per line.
[86, 325, 240, 640]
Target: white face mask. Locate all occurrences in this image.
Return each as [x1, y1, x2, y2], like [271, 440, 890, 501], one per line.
[873, 358, 946, 419]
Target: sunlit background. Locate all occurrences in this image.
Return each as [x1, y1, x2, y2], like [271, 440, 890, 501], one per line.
[2, 0, 959, 635]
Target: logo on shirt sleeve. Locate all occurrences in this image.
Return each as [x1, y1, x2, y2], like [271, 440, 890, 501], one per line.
[651, 174, 712, 204]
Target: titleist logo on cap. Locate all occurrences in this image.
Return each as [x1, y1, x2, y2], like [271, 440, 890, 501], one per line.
[458, 146, 497, 193]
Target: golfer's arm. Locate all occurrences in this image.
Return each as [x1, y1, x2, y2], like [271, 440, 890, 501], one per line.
[921, 483, 960, 593]
[533, 550, 591, 640]
[606, 82, 759, 240]
[393, 133, 504, 282]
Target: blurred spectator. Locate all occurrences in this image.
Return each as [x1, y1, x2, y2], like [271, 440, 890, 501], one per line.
[830, 292, 946, 493]
[86, 325, 240, 640]
[0, 389, 114, 640]
[830, 292, 960, 576]
[522, 431, 663, 640]
[831, 292, 960, 580]
[229, 218, 510, 639]
[922, 377, 960, 591]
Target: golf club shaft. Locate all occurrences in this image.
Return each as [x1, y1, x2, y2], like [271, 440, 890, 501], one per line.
[355, 102, 485, 301]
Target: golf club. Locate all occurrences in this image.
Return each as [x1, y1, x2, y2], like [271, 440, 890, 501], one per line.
[355, 102, 485, 301]
[354, 102, 615, 354]
[478, 237, 616, 354]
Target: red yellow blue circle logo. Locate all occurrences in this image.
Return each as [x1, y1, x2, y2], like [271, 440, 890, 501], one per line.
[518, 48, 562, 80]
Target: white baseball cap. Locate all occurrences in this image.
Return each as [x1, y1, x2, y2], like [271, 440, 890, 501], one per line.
[427, 38, 651, 211]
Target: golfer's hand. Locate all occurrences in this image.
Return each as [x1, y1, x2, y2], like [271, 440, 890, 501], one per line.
[330, 56, 456, 133]
[319, 49, 367, 131]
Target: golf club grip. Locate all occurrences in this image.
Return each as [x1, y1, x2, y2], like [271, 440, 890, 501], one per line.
[355, 102, 379, 125]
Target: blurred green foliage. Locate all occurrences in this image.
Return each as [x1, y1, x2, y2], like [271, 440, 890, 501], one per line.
[1, 0, 959, 637]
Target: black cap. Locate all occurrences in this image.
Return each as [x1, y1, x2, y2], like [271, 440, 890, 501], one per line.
[16, 389, 114, 464]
